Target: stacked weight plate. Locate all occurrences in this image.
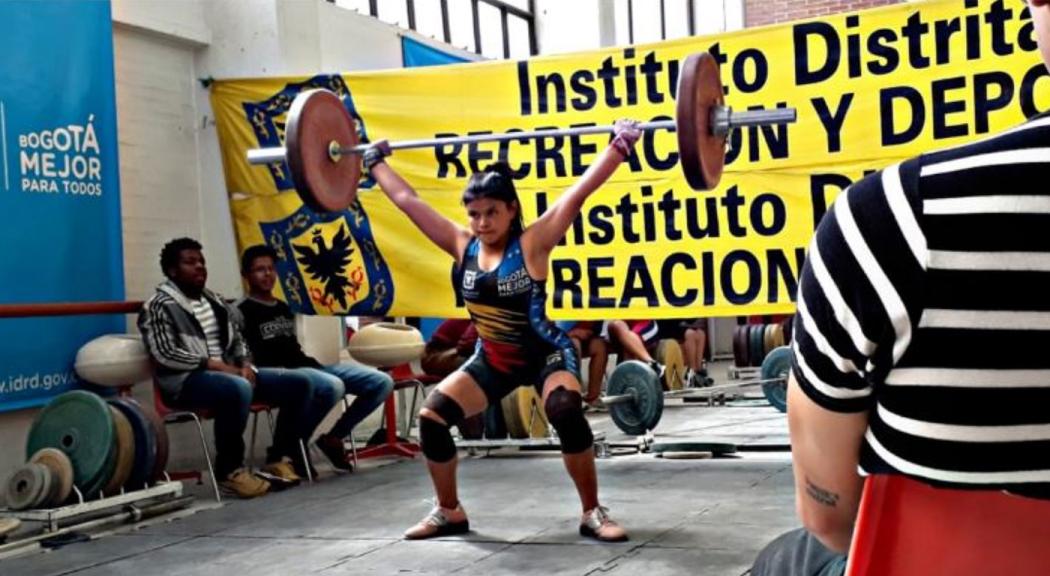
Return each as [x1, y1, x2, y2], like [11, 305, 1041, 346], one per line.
[732, 320, 791, 368]
[8, 391, 170, 510]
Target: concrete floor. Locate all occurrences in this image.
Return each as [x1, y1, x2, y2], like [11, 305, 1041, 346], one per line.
[0, 362, 798, 576]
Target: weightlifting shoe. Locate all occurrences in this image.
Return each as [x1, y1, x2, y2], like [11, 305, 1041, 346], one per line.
[220, 468, 270, 499]
[580, 506, 628, 542]
[404, 504, 470, 540]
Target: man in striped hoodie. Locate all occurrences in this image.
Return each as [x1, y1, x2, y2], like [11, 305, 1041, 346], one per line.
[139, 238, 316, 498]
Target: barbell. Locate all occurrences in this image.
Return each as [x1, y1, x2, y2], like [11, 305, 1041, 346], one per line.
[602, 345, 792, 435]
[246, 53, 798, 213]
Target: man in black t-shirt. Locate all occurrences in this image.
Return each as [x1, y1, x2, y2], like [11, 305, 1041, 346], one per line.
[237, 245, 394, 474]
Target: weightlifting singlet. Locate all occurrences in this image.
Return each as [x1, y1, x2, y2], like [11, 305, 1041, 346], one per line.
[456, 236, 577, 375]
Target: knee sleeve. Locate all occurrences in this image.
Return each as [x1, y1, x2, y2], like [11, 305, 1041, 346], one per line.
[419, 391, 465, 463]
[421, 390, 465, 427]
[544, 388, 593, 454]
[419, 416, 457, 463]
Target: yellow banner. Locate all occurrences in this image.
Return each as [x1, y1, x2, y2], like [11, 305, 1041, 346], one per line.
[212, 0, 1048, 319]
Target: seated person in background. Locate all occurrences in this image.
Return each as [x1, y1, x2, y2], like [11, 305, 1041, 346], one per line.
[421, 319, 478, 377]
[139, 238, 317, 497]
[603, 320, 665, 384]
[656, 319, 711, 387]
[237, 245, 394, 474]
[560, 321, 609, 405]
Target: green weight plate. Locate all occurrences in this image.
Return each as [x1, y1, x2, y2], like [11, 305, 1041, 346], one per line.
[651, 441, 738, 455]
[750, 325, 765, 367]
[109, 398, 156, 491]
[761, 345, 792, 413]
[26, 391, 116, 498]
[607, 360, 663, 435]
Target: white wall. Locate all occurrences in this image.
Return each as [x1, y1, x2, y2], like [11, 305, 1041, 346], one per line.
[0, 0, 477, 482]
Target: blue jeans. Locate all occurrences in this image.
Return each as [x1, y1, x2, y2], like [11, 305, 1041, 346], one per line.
[173, 368, 314, 478]
[297, 363, 394, 439]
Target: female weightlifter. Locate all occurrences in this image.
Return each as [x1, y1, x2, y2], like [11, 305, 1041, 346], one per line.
[362, 120, 641, 542]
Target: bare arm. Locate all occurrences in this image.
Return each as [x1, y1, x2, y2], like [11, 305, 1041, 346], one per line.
[787, 374, 868, 554]
[370, 160, 471, 262]
[522, 121, 641, 265]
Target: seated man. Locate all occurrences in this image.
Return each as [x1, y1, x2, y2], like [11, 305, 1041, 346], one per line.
[754, 5, 1050, 572]
[603, 320, 665, 384]
[656, 319, 711, 387]
[237, 245, 394, 474]
[421, 319, 478, 377]
[139, 238, 316, 497]
[561, 321, 609, 405]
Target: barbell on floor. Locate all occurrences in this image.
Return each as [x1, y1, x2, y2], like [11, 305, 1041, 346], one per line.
[602, 345, 792, 435]
[246, 53, 798, 213]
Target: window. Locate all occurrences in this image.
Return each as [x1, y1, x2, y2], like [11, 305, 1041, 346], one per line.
[328, 0, 537, 58]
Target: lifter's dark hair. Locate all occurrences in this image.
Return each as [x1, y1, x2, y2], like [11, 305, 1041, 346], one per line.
[160, 237, 203, 277]
[462, 162, 525, 237]
[240, 244, 278, 275]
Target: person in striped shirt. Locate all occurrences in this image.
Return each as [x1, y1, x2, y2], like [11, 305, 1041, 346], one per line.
[753, 2, 1050, 574]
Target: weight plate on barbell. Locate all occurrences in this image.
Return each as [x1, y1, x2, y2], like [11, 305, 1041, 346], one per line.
[285, 89, 361, 213]
[650, 441, 738, 455]
[761, 345, 792, 413]
[607, 360, 663, 435]
[676, 52, 726, 191]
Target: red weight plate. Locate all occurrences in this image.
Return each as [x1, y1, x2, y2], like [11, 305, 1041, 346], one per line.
[675, 53, 726, 191]
[285, 89, 361, 213]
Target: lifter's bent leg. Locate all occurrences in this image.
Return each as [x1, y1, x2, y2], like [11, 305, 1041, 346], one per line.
[542, 371, 628, 542]
[406, 371, 487, 539]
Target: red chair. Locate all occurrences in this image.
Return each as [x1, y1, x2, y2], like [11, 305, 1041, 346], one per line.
[354, 364, 439, 460]
[153, 384, 313, 502]
[846, 474, 1050, 575]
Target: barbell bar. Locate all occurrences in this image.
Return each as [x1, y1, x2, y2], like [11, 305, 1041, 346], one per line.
[602, 345, 792, 435]
[244, 52, 798, 213]
[601, 376, 789, 406]
[246, 108, 797, 166]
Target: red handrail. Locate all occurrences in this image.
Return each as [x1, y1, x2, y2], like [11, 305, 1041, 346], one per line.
[0, 301, 144, 318]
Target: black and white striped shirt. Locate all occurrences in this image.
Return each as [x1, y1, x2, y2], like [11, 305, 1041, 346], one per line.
[792, 111, 1050, 495]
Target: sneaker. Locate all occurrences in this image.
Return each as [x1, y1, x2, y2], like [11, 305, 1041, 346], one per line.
[263, 457, 303, 484]
[579, 506, 628, 542]
[648, 361, 666, 381]
[316, 434, 353, 473]
[220, 468, 270, 499]
[404, 504, 470, 540]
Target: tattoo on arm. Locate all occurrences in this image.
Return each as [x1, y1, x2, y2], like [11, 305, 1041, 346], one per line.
[805, 477, 840, 508]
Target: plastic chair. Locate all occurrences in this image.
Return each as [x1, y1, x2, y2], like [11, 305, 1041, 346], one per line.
[152, 384, 314, 502]
[845, 474, 1050, 576]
